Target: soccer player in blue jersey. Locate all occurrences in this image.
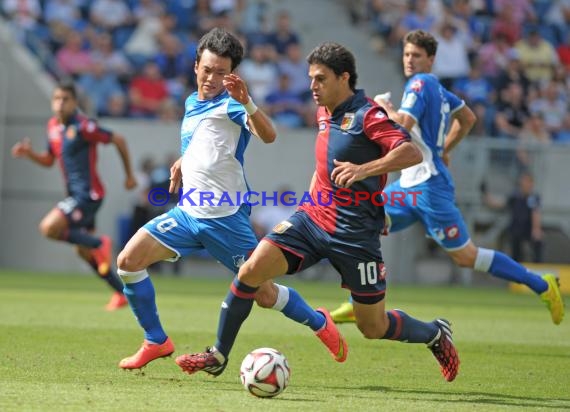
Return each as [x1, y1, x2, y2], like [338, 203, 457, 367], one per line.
[11, 81, 137, 311]
[176, 41, 461, 382]
[117, 28, 345, 370]
[330, 29, 564, 325]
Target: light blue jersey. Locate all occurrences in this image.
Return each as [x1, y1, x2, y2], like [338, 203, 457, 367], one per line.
[397, 73, 464, 188]
[385, 73, 469, 251]
[142, 90, 258, 272]
[180, 90, 252, 218]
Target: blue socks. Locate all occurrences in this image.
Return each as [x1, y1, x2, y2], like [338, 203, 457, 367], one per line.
[119, 270, 167, 344]
[489, 251, 547, 294]
[215, 277, 258, 358]
[274, 285, 326, 331]
[382, 309, 439, 343]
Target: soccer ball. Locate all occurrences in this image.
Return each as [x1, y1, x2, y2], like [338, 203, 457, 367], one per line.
[239, 347, 290, 398]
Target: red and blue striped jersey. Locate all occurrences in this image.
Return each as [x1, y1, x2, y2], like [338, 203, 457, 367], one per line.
[299, 90, 411, 238]
[46, 113, 112, 201]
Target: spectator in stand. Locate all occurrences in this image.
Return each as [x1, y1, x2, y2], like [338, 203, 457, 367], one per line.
[267, 10, 300, 56]
[264, 73, 311, 129]
[393, 0, 439, 43]
[2, 0, 42, 43]
[544, 0, 570, 45]
[250, 184, 297, 240]
[477, 30, 512, 79]
[124, 11, 175, 67]
[44, 0, 85, 47]
[529, 81, 568, 139]
[238, 42, 278, 104]
[91, 31, 132, 81]
[453, 62, 494, 135]
[515, 28, 559, 85]
[77, 60, 124, 116]
[56, 30, 93, 78]
[555, 113, 570, 143]
[432, 20, 471, 90]
[494, 81, 530, 139]
[448, 0, 485, 55]
[90, 0, 133, 29]
[101, 92, 128, 118]
[556, 31, 570, 70]
[154, 33, 191, 103]
[368, 0, 407, 51]
[494, 48, 531, 104]
[277, 42, 311, 101]
[128, 60, 169, 118]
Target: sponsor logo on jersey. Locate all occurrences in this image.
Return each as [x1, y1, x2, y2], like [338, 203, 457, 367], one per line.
[85, 121, 97, 133]
[340, 112, 355, 130]
[401, 92, 417, 109]
[410, 79, 424, 92]
[433, 228, 445, 241]
[65, 125, 76, 140]
[272, 220, 292, 234]
[445, 224, 459, 239]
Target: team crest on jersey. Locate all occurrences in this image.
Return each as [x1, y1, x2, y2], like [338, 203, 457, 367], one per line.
[233, 255, 246, 268]
[410, 79, 424, 92]
[272, 220, 292, 234]
[71, 209, 83, 222]
[65, 125, 76, 140]
[445, 225, 460, 239]
[319, 121, 327, 131]
[340, 113, 355, 130]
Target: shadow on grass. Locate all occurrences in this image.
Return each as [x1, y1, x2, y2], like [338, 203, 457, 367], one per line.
[336, 385, 570, 409]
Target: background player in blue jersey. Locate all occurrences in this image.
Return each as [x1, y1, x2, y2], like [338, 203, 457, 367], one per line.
[117, 28, 344, 371]
[11, 80, 137, 311]
[177, 41, 461, 382]
[330, 30, 564, 326]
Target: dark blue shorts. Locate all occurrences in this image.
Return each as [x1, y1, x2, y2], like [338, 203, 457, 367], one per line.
[265, 211, 386, 303]
[56, 197, 102, 230]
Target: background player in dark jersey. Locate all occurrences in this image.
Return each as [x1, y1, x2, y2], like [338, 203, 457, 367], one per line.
[175, 41, 460, 382]
[331, 30, 564, 326]
[11, 80, 137, 311]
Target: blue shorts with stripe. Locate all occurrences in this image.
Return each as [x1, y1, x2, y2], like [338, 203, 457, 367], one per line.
[142, 205, 258, 273]
[383, 175, 470, 251]
[265, 210, 386, 303]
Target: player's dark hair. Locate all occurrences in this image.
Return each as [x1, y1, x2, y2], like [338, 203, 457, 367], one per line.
[307, 42, 358, 91]
[404, 30, 438, 57]
[55, 79, 77, 99]
[196, 27, 244, 71]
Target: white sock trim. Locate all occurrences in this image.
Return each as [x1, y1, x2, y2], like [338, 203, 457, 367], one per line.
[474, 248, 494, 272]
[117, 269, 149, 284]
[271, 283, 290, 311]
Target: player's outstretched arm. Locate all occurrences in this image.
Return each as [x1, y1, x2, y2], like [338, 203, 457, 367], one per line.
[11, 137, 55, 167]
[223, 73, 276, 143]
[110, 134, 137, 190]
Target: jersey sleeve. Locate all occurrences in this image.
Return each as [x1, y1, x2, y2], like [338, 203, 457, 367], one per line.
[363, 106, 411, 154]
[398, 76, 427, 123]
[80, 118, 113, 144]
[227, 98, 248, 128]
[444, 89, 466, 114]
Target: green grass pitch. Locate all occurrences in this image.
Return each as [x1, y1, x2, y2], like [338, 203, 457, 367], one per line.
[0, 270, 568, 411]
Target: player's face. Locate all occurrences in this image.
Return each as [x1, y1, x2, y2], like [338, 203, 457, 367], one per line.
[308, 63, 350, 113]
[195, 49, 233, 100]
[51, 88, 77, 122]
[402, 43, 434, 77]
